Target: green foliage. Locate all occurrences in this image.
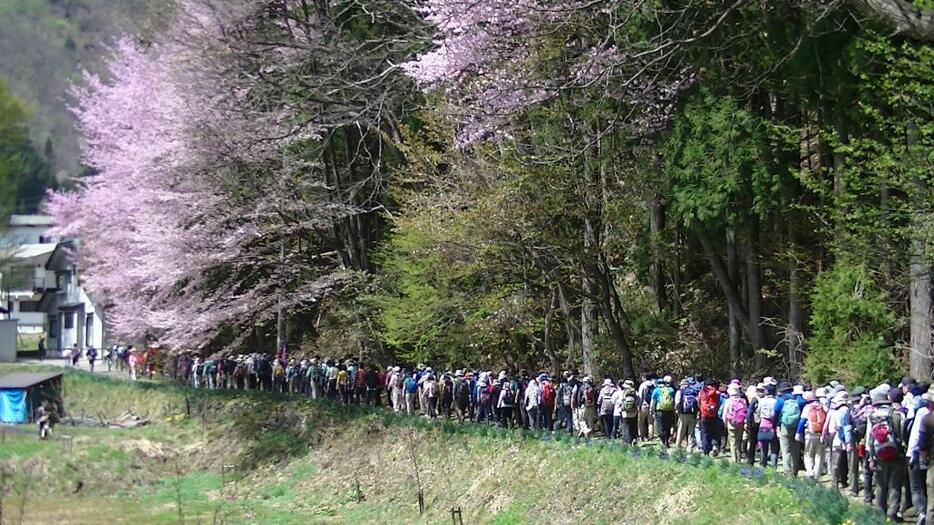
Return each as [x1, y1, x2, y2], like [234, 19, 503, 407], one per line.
[0, 81, 55, 214]
[805, 261, 902, 386]
[664, 89, 784, 231]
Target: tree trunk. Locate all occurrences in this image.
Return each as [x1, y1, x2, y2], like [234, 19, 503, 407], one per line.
[744, 217, 769, 368]
[726, 228, 741, 377]
[699, 232, 752, 331]
[787, 221, 805, 381]
[649, 193, 668, 312]
[848, 0, 934, 43]
[581, 215, 598, 376]
[557, 282, 581, 369]
[908, 124, 934, 380]
[596, 261, 637, 381]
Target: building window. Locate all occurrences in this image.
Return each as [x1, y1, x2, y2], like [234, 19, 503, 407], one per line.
[63, 311, 74, 329]
[19, 301, 40, 312]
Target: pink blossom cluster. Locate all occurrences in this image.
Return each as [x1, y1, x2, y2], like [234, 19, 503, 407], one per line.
[404, 0, 692, 145]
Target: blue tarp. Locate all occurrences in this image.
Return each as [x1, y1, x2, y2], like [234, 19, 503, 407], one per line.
[0, 388, 27, 423]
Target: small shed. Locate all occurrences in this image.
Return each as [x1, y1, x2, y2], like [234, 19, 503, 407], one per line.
[0, 371, 64, 424]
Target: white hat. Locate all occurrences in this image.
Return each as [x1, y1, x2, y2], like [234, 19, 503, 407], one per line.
[393, 366, 400, 372]
[792, 385, 805, 396]
[764, 376, 778, 386]
[663, 375, 673, 384]
[603, 378, 613, 387]
[803, 391, 816, 402]
[727, 385, 740, 396]
[455, 369, 463, 377]
[815, 387, 828, 399]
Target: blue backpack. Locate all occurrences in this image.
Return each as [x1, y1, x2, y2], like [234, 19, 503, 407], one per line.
[404, 377, 418, 393]
[679, 386, 699, 414]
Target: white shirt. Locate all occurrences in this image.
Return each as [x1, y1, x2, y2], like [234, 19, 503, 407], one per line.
[907, 405, 930, 458]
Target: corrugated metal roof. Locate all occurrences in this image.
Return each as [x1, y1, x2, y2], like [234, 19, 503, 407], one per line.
[8, 215, 55, 226]
[0, 371, 63, 389]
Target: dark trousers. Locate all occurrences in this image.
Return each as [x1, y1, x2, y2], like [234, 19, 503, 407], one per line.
[875, 460, 903, 519]
[910, 461, 926, 518]
[620, 416, 638, 445]
[602, 413, 615, 438]
[540, 406, 553, 430]
[833, 448, 849, 489]
[555, 406, 573, 434]
[656, 411, 675, 447]
[500, 406, 513, 428]
[746, 423, 759, 465]
[700, 417, 720, 454]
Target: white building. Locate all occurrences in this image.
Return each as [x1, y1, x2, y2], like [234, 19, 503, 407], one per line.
[0, 215, 57, 247]
[1, 215, 105, 355]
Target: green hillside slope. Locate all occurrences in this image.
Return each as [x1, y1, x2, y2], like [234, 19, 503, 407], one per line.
[0, 0, 165, 178]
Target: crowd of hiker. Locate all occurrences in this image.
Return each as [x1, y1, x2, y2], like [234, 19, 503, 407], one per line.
[165, 353, 934, 523]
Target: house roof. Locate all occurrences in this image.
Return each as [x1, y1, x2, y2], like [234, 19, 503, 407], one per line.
[10, 243, 57, 261]
[0, 371, 63, 389]
[8, 215, 55, 227]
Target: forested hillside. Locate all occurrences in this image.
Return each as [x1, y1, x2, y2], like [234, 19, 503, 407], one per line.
[47, 0, 934, 384]
[0, 0, 163, 178]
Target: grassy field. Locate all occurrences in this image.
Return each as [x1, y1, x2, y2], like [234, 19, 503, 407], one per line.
[0, 364, 887, 524]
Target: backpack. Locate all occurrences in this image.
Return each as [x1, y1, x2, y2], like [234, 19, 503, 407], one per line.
[757, 398, 776, 431]
[560, 384, 574, 407]
[699, 388, 719, 418]
[540, 383, 555, 408]
[679, 387, 699, 414]
[582, 385, 596, 407]
[500, 385, 513, 407]
[622, 391, 637, 412]
[424, 381, 437, 398]
[600, 389, 616, 414]
[809, 404, 828, 434]
[454, 381, 470, 404]
[404, 377, 418, 393]
[656, 387, 674, 412]
[780, 399, 801, 428]
[479, 383, 491, 404]
[871, 416, 899, 462]
[729, 397, 748, 427]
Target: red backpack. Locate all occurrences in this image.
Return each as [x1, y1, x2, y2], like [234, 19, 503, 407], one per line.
[809, 404, 827, 434]
[699, 388, 720, 418]
[540, 383, 555, 408]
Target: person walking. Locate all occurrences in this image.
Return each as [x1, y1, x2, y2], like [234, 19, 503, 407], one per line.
[907, 388, 932, 521]
[86, 346, 98, 373]
[675, 379, 698, 450]
[539, 375, 555, 430]
[638, 373, 655, 441]
[722, 384, 748, 463]
[617, 380, 639, 445]
[498, 377, 514, 428]
[828, 391, 853, 491]
[757, 384, 778, 468]
[525, 377, 541, 430]
[775, 382, 802, 475]
[698, 380, 721, 456]
[796, 391, 828, 480]
[597, 379, 617, 438]
[651, 376, 676, 449]
[577, 376, 597, 438]
[866, 391, 906, 521]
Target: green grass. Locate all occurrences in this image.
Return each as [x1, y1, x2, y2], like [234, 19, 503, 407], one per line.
[0, 364, 888, 524]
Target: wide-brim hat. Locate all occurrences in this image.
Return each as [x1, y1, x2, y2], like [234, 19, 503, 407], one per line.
[871, 392, 891, 406]
[603, 379, 613, 387]
[778, 382, 793, 394]
[792, 385, 805, 396]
